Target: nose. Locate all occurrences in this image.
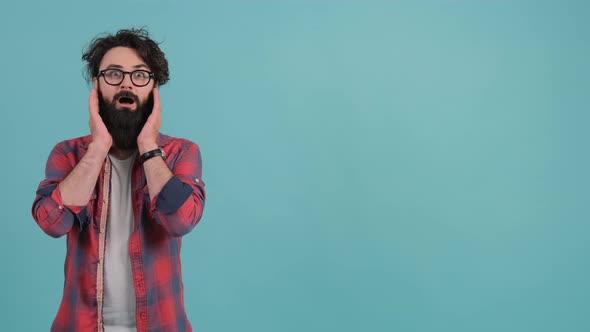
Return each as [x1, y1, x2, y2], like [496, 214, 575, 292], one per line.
[119, 72, 134, 89]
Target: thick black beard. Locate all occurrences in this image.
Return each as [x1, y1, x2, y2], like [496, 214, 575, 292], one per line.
[98, 89, 154, 151]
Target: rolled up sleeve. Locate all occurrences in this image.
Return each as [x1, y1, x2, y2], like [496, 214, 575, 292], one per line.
[150, 142, 206, 237]
[32, 144, 90, 238]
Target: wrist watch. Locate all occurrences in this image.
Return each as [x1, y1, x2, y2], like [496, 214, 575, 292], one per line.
[140, 147, 165, 164]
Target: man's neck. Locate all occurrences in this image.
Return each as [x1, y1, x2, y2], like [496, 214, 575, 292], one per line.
[109, 146, 137, 160]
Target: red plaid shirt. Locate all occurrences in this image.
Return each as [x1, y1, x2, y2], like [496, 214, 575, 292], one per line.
[32, 133, 206, 332]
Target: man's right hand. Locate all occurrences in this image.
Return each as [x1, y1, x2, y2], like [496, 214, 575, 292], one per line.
[88, 83, 112, 153]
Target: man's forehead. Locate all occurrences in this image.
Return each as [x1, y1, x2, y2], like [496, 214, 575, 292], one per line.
[103, 63, 150, 70]
[99, 46, 149, 69]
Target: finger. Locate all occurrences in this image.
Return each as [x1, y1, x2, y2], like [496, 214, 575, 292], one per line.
[89, 86, 99, 116]
[152, 86, 161, 115]
[144, 109, 160, 129]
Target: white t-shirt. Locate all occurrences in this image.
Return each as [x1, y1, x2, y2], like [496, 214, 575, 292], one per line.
[103, 153, 137, 332]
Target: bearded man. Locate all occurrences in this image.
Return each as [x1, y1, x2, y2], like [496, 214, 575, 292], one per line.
[31, 28, 206, 332]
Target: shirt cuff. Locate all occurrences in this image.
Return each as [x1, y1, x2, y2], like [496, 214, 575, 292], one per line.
[49, 185, 86, 215]
[38, 184, 89, 230]
[152, 176, 193, 214]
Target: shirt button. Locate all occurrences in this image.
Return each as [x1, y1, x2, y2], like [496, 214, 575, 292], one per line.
[195, 178, 200, 183]
[58, 206, 63, 210]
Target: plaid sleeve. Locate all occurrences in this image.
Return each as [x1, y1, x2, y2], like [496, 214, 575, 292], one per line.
[31, 142, 89, 237]
[150, 142, 206, 237]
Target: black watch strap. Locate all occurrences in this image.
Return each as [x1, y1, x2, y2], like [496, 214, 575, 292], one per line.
[140, 148, 165, 164]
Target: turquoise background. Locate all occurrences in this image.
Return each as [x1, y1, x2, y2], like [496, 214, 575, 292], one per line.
[1, 1, 589, 331]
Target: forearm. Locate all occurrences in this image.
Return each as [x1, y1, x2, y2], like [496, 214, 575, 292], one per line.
[141, 141, 206, 237]
[58, 143, 108, 206]
[143, 155, 173, 200]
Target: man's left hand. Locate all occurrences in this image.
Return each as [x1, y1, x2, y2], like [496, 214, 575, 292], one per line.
[137, 85, 161, 154]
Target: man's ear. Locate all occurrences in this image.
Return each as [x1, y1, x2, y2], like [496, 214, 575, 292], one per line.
[92, 77, 98, 88]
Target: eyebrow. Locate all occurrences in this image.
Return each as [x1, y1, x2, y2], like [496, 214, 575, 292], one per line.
[105, 64, 150, 70]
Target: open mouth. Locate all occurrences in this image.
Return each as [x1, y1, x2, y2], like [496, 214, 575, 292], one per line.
[118, 97, 135, 105]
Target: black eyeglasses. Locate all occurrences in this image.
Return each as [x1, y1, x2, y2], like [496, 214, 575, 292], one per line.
[98, 69, 154, 87]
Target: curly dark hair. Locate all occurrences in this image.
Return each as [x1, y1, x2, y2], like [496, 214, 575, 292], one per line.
[82, 28, 169, 86]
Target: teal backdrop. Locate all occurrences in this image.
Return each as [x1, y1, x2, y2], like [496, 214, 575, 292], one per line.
[1, 1, 589, 331]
